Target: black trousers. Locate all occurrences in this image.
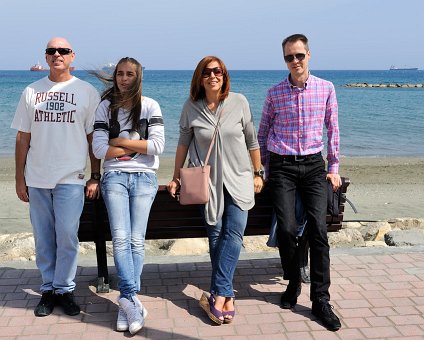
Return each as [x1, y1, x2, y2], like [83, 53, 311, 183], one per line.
[268, 152, 330, 301]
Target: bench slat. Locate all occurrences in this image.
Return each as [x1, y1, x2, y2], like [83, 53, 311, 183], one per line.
[78, 177, 350, 292]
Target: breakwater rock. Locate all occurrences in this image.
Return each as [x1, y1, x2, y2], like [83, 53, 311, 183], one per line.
[1, 218, 423, 261]
[345, 83, 424, 88]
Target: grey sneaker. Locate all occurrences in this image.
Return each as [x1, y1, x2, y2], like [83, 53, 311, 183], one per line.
[133, 295, 148, 321]
[118, 297, 143, 335]
[116, 306, 129, 332]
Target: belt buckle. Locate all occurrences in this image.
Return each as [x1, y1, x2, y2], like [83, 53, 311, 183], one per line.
[294, 155, 305, 162]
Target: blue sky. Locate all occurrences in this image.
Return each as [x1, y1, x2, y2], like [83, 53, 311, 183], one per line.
[1, 0, 423, 70]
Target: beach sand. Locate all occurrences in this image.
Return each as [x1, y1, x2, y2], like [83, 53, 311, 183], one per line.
[0, 156, 423, 235]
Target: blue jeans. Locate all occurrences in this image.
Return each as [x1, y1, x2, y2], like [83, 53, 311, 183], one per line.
[28, 185, 84, 294]
[205, 188, 248, 297]
[101, 171, 158, 299]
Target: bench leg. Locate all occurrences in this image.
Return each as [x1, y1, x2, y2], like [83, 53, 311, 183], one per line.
[95, 239, 110, 293]
[298, 229, 310, 284]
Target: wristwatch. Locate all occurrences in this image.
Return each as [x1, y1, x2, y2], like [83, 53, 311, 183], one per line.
[254, 169, 265, 178]
[91, 172, 101, 180]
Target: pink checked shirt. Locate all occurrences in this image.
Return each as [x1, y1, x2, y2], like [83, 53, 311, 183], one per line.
[258, 74, 340, 174]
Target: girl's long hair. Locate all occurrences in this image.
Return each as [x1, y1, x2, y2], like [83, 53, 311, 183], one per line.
[94, 57, 143, 131]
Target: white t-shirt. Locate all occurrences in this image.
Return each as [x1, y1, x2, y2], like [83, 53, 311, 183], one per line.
[92, 97, 165, 173]
[11, 76, 100, 188]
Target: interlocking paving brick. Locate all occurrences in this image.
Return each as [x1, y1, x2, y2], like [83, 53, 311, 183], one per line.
[0, 248, 423, 339]
[336, 327, 366, 339]
[396, 324, 424, 337]
[389, 314, 424, 326]
[343, 317, 369, 328]
[361, 325, 402, 338]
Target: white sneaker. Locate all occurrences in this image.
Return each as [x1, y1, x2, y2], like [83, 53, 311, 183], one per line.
[118, 297, 143, 335]
[116, 306, 129, 332]
[132, 295, 148, 320]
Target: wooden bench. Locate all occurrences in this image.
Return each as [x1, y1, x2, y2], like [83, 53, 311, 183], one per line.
[78, 177, 350, 292]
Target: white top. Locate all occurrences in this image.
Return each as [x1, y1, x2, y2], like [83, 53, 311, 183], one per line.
[11, 76, 100, 188]
[92, 96, 165, 173]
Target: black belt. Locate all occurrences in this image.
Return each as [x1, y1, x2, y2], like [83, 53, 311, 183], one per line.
[281, 152, 321, 162]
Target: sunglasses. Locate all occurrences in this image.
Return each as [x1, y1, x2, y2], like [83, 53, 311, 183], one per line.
[45, 48, 73, 55]
[202, 67, 223, 78]
[284, 53, 306, 63]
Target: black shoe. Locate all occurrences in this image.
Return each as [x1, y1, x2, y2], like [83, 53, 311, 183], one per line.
[56, 292, 80, 316]
[312, 298, 341, 331]
[34, 290, 56, 317]
[280, 278, 302, 309]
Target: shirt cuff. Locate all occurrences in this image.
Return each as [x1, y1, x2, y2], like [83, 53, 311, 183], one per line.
[327, 162, 339, 174]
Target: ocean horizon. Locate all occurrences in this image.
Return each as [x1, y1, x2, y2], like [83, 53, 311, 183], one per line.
[1, 69, 423, 158]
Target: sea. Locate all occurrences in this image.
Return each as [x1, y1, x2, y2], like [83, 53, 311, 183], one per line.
[1, 69, 423, 158]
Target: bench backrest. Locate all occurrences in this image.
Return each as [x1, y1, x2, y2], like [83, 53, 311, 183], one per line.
[78, 177, 350, 241]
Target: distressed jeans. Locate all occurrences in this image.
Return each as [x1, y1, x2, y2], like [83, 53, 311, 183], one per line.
[101, 171, 158, 299]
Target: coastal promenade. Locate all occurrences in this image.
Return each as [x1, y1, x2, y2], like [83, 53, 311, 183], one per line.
[1, 247, 423, 339]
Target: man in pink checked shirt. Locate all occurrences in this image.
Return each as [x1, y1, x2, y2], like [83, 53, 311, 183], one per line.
[258, 33, 341, 331]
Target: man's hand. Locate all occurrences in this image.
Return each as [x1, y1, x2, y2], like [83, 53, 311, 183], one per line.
[85, 179, 100, 199]
[16, 176, 29, 202]
[326, 173, 341, 192]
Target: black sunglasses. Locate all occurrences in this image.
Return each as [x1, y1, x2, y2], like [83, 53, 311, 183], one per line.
[202, 67, 223, 78]
[45, 48, 73, 55]
[284, 53, 306, 63]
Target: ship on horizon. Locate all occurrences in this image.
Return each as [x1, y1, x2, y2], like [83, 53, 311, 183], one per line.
[30, 62, 75, 72]
[101, 62, 116, 74]
[389, 65, 419, 71]
[101, 62, 145, 74]
[30, 62, 45, 71]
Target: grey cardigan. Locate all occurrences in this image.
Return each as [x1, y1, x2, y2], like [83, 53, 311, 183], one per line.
[178, 92, 259, 225]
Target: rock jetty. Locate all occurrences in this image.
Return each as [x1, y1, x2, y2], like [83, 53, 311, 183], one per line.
[345, 83, 424, 88]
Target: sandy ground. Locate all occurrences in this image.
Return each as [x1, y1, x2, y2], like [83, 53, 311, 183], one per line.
[0, 156, 423, 235]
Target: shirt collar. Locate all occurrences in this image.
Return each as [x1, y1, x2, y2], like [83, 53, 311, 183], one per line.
[287, 72, 311, 90]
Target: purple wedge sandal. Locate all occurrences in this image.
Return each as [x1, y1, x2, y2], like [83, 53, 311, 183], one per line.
[199, 292, 224, 325]
[223, 297, 235, 324]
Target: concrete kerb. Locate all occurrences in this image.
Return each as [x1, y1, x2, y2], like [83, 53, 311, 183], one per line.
[2, 245, 424, 270]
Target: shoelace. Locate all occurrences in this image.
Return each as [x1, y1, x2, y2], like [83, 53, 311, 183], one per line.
[320, 301, 336, 316]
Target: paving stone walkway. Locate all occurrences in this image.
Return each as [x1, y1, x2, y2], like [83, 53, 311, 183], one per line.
[1, 247, 423, 339]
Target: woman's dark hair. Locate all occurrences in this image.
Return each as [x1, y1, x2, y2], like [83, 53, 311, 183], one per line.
[94, 57, 143, 131]
[190, 56, 230, 102]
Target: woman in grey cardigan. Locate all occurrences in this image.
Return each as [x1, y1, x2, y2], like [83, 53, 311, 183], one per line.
[167, 56, 264, 325]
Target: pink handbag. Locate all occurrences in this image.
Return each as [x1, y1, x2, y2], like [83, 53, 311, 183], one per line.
[179, 164, 211, 205]
[179, 108, 222, 205]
